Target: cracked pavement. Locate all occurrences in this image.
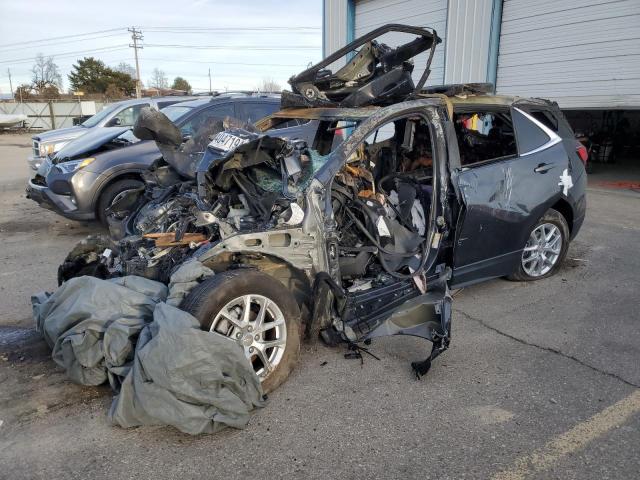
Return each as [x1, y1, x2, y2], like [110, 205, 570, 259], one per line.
[1, 133, 639, 479]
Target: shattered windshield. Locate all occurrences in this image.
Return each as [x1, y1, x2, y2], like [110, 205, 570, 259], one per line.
[203, 115, 362, 199]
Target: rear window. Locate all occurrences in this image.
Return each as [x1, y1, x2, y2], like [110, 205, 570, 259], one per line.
[512, 108, 553, 154]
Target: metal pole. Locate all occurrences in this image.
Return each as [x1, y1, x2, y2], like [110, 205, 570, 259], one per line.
[7, 68, 13, 99]
[208, 68, 212, 95]
[129, 27, 143, 99]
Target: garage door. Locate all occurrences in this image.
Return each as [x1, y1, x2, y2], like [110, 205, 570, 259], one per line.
[496, 0, 640, 109]
[355, 0, 448, 87]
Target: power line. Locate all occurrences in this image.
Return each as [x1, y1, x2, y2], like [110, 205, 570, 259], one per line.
[130, 56, 309, 67]
[0, 46, 130, 65]
[142, 26, 320, 31]
[0, 32, 128, 53]
[144, 43, 320, 51]
[0, 28, 126, 49]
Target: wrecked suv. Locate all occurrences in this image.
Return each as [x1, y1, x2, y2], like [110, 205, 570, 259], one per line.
[59, 25, 586, 392]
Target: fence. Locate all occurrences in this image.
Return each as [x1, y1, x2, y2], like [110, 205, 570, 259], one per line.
[0, 100, 108, 130]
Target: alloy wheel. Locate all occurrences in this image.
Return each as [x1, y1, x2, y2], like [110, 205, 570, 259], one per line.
[521, 223, 563, 277]
[209, 294, 287, 380]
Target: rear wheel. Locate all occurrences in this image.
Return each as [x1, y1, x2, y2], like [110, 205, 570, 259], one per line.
[180, 269, 302, 393]
[96, 178, 143, 226]
[508, 208, 570, 281]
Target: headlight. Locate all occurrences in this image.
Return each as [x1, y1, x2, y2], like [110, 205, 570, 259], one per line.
[56, 157, 96, 174]
[39, 142, 68, 156]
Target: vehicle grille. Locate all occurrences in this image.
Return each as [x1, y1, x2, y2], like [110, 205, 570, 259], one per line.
[32, 140, 40, 158]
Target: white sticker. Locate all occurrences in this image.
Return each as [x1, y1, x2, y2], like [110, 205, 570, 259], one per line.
[285, 202, 305, 225]
[376, 216, 391, 237]
[102, 248, 112, 258]
[558, 168, 573, 196]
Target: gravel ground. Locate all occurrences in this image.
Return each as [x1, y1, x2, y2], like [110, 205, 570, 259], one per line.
[1, 133, 638, 480]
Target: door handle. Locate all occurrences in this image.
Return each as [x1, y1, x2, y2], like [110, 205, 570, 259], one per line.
[534, 163, 553, 173]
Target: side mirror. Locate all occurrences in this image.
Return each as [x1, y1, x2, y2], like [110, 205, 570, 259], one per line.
[107, 117, 122, 127]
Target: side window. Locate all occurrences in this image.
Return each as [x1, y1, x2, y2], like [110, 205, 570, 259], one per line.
[236, 102, 279, 124]
[454, 110, 517, 166]
[529, 110, 558, 131]
[112, 104, 149, 126]
[512, 108, 554, 154]
[180, 103, 236, 137]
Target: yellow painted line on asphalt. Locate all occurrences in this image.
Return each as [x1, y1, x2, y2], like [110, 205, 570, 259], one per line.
[492, 389, 640, 480]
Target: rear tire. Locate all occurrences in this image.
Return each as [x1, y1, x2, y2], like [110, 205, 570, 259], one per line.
[96, 178, 143, 226]
[180, 269, 302, 393]
[508, 208, 570, 281]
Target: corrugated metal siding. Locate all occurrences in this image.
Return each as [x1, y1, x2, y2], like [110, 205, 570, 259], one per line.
[355, 0, 448, 86]
[444, 0, 493, 84]
[496, 0, 640, 108]
[324, 0, 349, 69]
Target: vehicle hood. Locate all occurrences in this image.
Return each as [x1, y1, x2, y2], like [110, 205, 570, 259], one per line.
[52, 127, 131, 163]
[33, 125, 87, 143]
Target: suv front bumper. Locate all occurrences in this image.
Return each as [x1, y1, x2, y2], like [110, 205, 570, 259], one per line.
[26, 169, 98, 221]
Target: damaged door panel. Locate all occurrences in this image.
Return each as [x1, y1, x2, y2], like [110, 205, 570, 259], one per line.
[450, 104, 573, 287]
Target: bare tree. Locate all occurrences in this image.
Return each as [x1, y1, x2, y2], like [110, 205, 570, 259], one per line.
[31, 54, 62, 93]
[148, 68, 168, 89]
[115, 62, 136, 79]
[254, 77, 282, 93]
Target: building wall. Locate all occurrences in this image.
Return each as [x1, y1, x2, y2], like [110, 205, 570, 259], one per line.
[323, 0, 349, 69]
[444, 0, 494, 84]
[354, 0, 448, 86]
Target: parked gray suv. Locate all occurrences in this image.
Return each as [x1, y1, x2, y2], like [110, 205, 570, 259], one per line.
[26, 94, 316, 224]
[28, 96, 196, 170]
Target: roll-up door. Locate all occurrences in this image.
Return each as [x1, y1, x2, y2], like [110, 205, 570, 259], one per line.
[496, 0, 640, 109]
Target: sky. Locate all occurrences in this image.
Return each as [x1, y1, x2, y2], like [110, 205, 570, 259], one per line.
[0, 0, 322, 95]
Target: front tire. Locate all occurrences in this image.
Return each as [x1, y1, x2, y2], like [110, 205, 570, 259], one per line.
[508, 208, 570, 281]
[96, 178, 144, 226]
[180, 269, 302, 393]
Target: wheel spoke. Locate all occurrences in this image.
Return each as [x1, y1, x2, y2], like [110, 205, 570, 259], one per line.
[255, 317, 285, 334]
[215, 310, 243, 330]
[257, 338, 286, 350]
[253, 298, 268, 330]
[253, 345, 272, 375]
[242, 295, 253, 325]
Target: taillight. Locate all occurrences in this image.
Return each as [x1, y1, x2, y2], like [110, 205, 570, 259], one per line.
[576, 142, 588, 165]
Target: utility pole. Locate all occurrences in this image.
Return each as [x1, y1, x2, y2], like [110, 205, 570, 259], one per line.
[208, 68, 212, 95]
[7, 68, 13, 99]
[128, 27, 143, 99]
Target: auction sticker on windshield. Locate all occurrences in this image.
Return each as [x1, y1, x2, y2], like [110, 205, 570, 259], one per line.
[208, 131, 251, 152]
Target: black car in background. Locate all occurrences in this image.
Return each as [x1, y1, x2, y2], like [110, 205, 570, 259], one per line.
[27, 93, 316, 224]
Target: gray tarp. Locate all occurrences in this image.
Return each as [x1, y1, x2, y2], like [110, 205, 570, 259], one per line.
[32, 262, 264, 435]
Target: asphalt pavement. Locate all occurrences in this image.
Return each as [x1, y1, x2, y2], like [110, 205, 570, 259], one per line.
[0, 133, 638, 480]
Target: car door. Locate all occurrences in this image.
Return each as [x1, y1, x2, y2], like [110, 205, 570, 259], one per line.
[450, 105, 569, 287]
